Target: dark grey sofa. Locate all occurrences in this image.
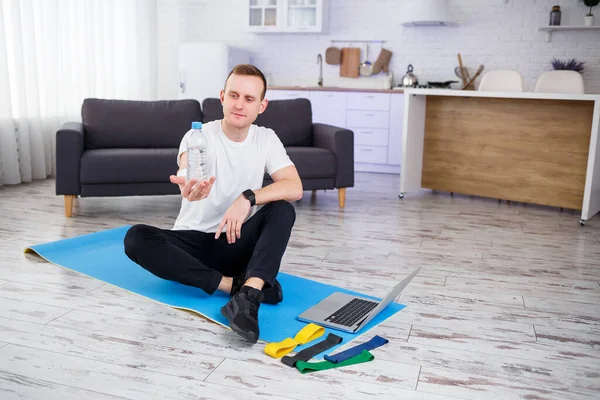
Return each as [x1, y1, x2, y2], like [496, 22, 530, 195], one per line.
[56, 97, 354, 217]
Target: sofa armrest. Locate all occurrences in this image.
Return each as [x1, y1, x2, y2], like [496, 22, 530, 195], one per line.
[312, 123, 354, 188]
[55, 122, 84, 195]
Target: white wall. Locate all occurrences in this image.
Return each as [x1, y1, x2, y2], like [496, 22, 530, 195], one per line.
[157, 0, 600, 98]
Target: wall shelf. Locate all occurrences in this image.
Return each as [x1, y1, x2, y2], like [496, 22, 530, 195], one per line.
[538, 26, 600, 42]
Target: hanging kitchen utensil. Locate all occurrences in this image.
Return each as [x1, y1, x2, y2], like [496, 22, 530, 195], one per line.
[372, 48, 392, 74]
[359, 43, 373, 77]
[457, 53, 470, 87]
[325, 46, 341, 65]
[339, 47, 361, 78]
[401, 64, 418, 87]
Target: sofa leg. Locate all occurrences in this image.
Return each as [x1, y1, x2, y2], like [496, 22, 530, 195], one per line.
[338, 188, 346, 208]
[64, 195, 76, 217]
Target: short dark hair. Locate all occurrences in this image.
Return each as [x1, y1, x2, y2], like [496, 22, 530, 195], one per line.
[224, 64, 267, 100]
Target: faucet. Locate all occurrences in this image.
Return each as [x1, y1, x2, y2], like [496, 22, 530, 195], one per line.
[317, 54, 323, 87]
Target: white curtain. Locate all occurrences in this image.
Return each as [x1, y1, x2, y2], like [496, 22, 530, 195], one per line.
[0, 0, 157, 185]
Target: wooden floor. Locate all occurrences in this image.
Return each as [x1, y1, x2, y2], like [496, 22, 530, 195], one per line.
[1, 173, 599, 400]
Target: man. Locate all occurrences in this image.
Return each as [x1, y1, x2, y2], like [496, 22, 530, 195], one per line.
[124, 64, 303, 344]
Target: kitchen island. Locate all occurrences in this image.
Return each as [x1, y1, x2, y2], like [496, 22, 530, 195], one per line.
[400, 88, 600, 225]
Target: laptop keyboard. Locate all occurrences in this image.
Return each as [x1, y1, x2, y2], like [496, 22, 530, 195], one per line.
[325, 298, 378, 327]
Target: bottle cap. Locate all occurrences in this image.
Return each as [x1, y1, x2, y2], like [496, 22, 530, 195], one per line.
[191, 121, 202, 129]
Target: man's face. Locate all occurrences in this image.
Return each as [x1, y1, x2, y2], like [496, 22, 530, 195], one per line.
[220, 74, 267, 130]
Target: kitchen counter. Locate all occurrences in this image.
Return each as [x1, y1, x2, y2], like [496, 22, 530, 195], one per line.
[268, 85, 404, 94]
[403, 88, 600, 101]
[400, 88, 600, 224]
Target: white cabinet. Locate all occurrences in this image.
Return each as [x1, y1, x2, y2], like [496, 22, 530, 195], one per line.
[347, 92, 390, 111]
[311, 91, 346, 128]
[346, 93, 391, 166]
[355, 146, 389, 164]
[354, 128, 389, 146]
[267, 88, 404, 174]
[387, 93, 404, 166]
[245, 0, 327, 33]
[266, 90, 310, 101]
[346, 110, 390, 130]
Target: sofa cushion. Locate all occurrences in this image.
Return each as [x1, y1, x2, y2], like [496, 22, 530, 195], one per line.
[285, 147, 336, 179]
[80, 148, 178, 184]
[202, 97, 313, 147]
[82, 98, 202, 150]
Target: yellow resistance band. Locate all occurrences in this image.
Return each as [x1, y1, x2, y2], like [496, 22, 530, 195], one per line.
[264, 323, 325, 358]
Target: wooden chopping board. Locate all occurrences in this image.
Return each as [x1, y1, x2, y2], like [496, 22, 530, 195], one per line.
[339, 47, 361, 78]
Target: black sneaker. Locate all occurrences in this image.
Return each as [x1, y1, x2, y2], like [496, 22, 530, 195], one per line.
[230, 276, 283, 305]
[221, 286, 263, 343]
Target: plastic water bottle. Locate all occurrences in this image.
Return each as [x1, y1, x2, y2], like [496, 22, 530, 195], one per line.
[186, 121, 207, 181]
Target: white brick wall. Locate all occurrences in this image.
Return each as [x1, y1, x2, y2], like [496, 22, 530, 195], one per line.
[157, 0, 600, 98]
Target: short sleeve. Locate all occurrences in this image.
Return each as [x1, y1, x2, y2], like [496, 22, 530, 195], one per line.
[265, 130, 294, 176]
[177, 131, 191, 167]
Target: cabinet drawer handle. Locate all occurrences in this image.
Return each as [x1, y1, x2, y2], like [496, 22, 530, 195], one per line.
[364, 95, 375, 99]
[364, 113, 375, 117]
[360, 148, 373, 152]
[361, 131, 373, 134]
[325, 94, 335, 97]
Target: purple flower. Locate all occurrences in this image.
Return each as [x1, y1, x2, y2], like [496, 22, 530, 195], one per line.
[551, 58, 585, 73]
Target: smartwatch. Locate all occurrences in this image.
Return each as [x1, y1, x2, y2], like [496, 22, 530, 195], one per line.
[242, 189, 256, 207]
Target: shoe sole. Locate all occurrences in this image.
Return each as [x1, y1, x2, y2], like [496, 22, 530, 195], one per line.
[220, 305, 258, 344]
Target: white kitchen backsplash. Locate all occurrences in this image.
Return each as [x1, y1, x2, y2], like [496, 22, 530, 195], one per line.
[157, 0, 600, 98]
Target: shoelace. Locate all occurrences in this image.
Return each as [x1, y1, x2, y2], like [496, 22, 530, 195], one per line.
[247, 296, 259, 320]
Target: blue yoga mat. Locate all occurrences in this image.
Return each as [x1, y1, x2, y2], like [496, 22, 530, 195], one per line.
[25, 226, 406, 358]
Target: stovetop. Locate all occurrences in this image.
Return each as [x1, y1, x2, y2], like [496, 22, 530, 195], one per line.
[395, 84, 454, 89]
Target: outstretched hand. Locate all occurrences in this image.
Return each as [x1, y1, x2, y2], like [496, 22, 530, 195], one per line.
[169, 175, 216, 202]
[215, 195, 252, 244]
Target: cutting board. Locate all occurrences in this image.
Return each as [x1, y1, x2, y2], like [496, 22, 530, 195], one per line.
[339, 47, 361, 78]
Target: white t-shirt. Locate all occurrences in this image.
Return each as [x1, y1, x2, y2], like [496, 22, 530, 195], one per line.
[172, 120, 294, 233]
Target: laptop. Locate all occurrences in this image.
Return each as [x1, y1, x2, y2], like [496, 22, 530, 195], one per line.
[297, 267, 421, 333]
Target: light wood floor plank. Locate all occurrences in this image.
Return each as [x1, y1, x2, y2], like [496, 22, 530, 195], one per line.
[204, 358, 461, 400]
[0, 297, 72, 325]
[534, 323, 600, 351]
[0, 344, 288, 400]
[418, 365, 586, 400]
[366, 337, 599, 398]
[0, 317, 223, 379]
[408, 324, 600, 370]
[0, 370, 129, 400]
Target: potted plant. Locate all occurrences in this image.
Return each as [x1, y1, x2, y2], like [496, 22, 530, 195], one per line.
[584, 0, 599, 26]
[552, 58, 585, 73]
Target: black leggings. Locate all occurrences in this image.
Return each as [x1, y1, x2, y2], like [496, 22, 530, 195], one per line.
[123, 200, 296, 295]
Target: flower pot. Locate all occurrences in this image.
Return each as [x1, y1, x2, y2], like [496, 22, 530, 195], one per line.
[584, 15, 594, 26]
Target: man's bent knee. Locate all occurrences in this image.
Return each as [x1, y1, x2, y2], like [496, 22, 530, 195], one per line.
[268, 200, 296, 225]
[123, 224, 152, 257]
